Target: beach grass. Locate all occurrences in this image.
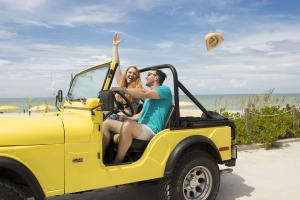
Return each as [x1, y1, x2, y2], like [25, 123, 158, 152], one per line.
[216, 89, 300, 149]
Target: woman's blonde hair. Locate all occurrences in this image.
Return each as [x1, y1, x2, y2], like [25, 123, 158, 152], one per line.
[117, 66, 143, 103]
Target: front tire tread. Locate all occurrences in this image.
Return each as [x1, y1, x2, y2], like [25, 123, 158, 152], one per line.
[0, 176, 27, 200]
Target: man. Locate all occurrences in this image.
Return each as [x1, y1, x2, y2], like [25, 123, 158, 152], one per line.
[103, 68, 172, 164]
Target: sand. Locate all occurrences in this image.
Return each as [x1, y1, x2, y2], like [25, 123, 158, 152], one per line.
[217, 140, 300, 200]
[179, 109, 203, 117]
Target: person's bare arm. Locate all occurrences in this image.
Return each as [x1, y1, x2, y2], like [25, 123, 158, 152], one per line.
[112, 87, 160, 100]
[119, 110, 142, 122]
[113, 34, 123, 86]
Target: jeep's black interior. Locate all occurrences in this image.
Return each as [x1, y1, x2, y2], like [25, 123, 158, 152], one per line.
[104, 104, 175, 164]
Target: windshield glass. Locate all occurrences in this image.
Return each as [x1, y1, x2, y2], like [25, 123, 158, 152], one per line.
[68, 64, 110, 100]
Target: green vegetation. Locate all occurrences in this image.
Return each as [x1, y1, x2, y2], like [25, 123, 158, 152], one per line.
[215, 89, 300, 149]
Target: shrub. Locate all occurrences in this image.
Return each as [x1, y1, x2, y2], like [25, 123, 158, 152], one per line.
[217, 90, 300, 149]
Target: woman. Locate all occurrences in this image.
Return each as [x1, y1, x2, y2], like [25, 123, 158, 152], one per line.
[111, 34, 143, 119]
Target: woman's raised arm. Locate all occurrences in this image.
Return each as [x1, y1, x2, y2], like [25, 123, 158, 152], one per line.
[113, 34, 123, 86]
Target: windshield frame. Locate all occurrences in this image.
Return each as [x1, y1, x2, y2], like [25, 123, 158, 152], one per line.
[67, 62, 113, 102]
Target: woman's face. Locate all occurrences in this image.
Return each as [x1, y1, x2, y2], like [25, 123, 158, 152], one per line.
[126, 67, 138, 84]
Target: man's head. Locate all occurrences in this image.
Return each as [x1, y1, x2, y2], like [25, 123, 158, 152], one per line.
[145, 68, 167, 87]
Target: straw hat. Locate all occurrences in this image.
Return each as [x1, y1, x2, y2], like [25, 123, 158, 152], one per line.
[205, 33, 224, 50]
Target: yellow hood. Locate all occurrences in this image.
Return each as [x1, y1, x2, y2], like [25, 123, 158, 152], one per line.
[0, 113, 64, 146]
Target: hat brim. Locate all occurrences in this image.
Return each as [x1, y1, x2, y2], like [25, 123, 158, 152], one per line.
[205, 33, 224, 50]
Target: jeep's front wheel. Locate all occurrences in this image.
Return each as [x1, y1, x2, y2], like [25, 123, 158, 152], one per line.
[0, 176, 26, 200]
[158, 150, 220, 200]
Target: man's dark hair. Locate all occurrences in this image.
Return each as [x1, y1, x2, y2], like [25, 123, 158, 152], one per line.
[151, 68, 167, 85]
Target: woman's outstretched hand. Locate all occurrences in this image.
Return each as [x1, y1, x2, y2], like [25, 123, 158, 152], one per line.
[113, 33, 122, 46]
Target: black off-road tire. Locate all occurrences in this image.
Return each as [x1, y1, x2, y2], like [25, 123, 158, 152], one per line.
[0, 176, 26, 200]
[158, 150, 220, 200]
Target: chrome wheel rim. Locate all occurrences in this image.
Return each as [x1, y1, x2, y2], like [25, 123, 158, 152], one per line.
[183, 166, 212, 200]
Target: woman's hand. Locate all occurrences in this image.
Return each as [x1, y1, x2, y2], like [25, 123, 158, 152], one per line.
[113, 34, 122, 46]
[119, 114, 127, 122]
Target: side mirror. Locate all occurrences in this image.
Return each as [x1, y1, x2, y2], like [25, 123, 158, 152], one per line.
[70, 74, 73, 87]
[205, 33, 224, 50]
[57, 90, 63, 103]
[55, 90, 63, 111]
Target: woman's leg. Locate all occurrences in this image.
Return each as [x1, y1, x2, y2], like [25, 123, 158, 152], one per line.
[102, 119, 122, 156]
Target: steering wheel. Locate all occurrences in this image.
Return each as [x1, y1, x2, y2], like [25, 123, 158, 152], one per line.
[113, 91, 134, 117]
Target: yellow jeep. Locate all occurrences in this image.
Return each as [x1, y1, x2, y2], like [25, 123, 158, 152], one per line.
[0, 61, 237, 200]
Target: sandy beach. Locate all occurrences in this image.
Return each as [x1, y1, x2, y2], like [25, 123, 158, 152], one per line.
[217, 139, 300, 200]
[179, 109, 203, 117]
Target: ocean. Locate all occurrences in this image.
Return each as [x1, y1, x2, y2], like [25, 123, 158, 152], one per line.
[1, 93, 300, 114]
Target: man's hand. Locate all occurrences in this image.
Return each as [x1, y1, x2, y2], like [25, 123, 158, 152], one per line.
[111, 87, 122, 93]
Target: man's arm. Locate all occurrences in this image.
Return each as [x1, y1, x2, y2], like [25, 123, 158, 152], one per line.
[112, 87, 160, 100]
[113, 34, 123, 86]
[119, 110, 142, 122]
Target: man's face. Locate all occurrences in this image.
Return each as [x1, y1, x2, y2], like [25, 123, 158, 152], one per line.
[145, 70, 157, 87]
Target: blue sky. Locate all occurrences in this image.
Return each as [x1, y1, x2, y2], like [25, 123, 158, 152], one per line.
[0, 0, 299, 98]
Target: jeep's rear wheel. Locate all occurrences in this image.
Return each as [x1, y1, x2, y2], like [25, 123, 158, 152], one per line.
[0, 176, 26, 200]
[158, 150, 220, 200]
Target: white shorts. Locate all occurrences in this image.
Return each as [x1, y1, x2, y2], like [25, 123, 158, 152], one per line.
[136, 124, 156, 141]
[117, 122, 155, 141]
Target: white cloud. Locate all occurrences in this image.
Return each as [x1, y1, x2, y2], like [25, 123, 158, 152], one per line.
[59, 5, 127, 26]
[91, 55, 110, 61]
[0, 0, 53, 27]
[196, 80, 206, 88]
[266, 51, 290, 56]
[0, 1, 128, 27]
[0, 59, 10, 65]
[251, 0, 272, 7]
[165, 7, 179, 15]
[215, 29, 224, 34]
[17, 19, 52, 28]
[0, 29, 17, 38]
[0, 0, 49, 13]
[229, 79, 248, 88]
[220, 20, 300, 55]
[156, 41, 174, 48]
[203, 13, 231, 23]
[188, 11, 196, 16]
[127, 0, 171, 11]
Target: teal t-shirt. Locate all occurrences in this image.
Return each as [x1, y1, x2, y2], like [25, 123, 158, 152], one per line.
[138, 85, 172, 133]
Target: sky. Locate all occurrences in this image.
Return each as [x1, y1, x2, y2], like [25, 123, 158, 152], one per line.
[0, 0, 299, 98]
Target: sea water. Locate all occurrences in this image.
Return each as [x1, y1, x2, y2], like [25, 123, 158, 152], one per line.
[1, 93, 300, 114]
